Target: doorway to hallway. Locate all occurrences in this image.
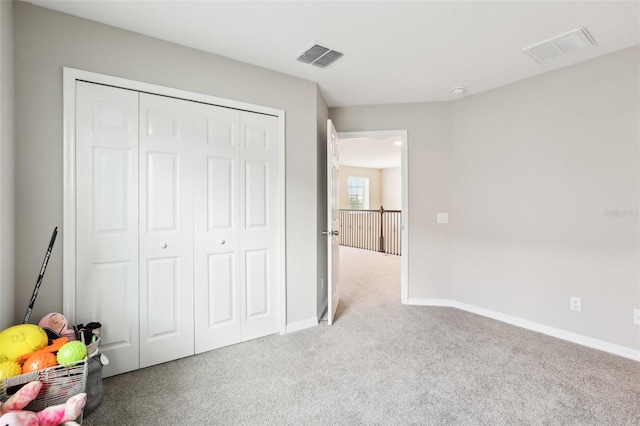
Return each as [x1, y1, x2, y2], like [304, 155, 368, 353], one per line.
[325, 128, 408, 325]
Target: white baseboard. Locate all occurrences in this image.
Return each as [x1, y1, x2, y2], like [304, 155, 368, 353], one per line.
[285, 317, 318, 334]
[407, 298, 640, 362]
[407, 298, 456, 307]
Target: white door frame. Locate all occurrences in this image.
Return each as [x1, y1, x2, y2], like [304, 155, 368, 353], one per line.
[62, 67, 287, 335]
[336, 130, 409, 303]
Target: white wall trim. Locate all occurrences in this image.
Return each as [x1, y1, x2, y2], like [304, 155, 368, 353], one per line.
[63, 68, 287, 333]
[278, 109, 287, 336]
[407, 298, 456, 307]
[338, 129, 409, 304]
[285, 317, 319, 334]
[407, 298, 640, 362]
[62, 68, 77, 322]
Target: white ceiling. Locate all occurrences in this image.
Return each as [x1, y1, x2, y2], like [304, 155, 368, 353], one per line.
[339, 137, 402, 169]
[24, 0, 640, 108]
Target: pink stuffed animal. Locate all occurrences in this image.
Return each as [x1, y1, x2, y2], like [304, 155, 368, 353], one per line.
[0, 381, 43, 414]
[0, 381, 86, 426]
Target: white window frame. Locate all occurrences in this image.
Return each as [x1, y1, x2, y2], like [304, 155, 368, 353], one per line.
[347, 176, 369, 210]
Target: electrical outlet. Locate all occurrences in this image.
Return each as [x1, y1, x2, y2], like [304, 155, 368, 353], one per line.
[633, 309, 640, 325]
[570, 296, 581, 312]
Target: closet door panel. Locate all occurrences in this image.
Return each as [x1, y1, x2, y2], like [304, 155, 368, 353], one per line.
[208, 158, 234, 229]
[207, 252, 235, 324]
[239, 112, 280, 341]
[194, 104, 242, 353]
[245, 161, 268, 229]
[93, 148, 129, 232]
[139, 93, 194, 367]
[76, 81, 140, 377]
[245, 249, 268, 318]
[147, 152, 179, 231]
[146, 257, 179, 336]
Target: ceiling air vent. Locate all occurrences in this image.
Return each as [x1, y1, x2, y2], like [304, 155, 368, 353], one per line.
[297, 44, 344, 69]
[522, 27, 596, 64]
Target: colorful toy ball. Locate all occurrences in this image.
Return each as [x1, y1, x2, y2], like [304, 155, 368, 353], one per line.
[38, 312, 69, 335]
[56, 341, 87, 366]
[22, 352, 58, 373]
[0, 360, 22, 383]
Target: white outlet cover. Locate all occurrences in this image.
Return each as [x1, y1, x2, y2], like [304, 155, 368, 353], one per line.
[437, 213, 449, 224]
[570, 296, 581, 312]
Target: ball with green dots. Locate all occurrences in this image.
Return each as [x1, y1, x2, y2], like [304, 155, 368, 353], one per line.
[56, 341, 87, 366]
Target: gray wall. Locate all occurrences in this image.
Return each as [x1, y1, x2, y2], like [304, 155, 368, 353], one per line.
[451, 46, 640, 350]
[381, 167, 401, 210]
[331, 46, 640, 351]
[330, 103, 454, 300]
[0, 0, 15, 329]
[14, 2, 320, 326]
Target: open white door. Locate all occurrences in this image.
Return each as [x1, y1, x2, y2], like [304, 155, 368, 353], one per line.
[325, 119, 340, 325]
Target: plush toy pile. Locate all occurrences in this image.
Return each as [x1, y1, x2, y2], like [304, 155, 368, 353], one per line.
[0, 381, 86, 426]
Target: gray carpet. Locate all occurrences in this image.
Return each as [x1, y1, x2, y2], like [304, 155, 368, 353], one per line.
[84, 247, 640, 425]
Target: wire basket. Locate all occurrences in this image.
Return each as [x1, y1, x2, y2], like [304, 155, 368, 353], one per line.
[0, 358, 88, 412]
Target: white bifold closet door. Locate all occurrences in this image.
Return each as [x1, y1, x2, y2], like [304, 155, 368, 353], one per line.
[193, 103, 280, 353]
[75, 81, 280, 377]
[75, 82, 141, 376]
[138, 93, 195, 368]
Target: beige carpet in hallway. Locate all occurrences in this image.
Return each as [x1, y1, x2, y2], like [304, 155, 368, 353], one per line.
[332, 246, 401, 323]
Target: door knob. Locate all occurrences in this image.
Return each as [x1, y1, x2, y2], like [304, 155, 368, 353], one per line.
[161, 243, 167, 249]
[220, 239, 226, 245]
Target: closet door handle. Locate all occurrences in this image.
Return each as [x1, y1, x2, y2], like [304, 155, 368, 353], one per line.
[161, 243, 168, 249]
[220, 240, 226, 245]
